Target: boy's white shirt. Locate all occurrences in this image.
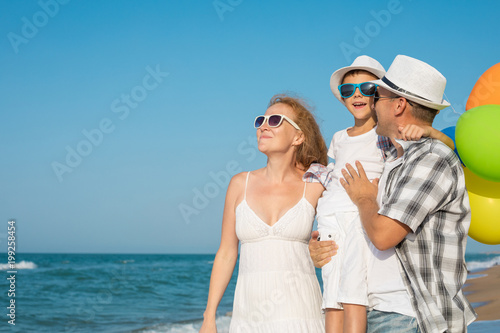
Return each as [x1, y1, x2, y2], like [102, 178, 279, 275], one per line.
[319, 127, 384, 216]
[319, 126, 415, 317]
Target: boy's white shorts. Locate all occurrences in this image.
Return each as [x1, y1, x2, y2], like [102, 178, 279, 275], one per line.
[318, 211, 371, 309]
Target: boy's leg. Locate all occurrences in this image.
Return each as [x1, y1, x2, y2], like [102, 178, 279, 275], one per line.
[325, 308, 344, 333]
[366, 310, 419, 333]
[343, 303, 366, 333]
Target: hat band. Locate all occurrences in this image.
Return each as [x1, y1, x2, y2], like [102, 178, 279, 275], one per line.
[381, 77, 431, 102]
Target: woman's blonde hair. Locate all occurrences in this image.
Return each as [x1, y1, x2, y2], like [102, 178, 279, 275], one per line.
[268, 94, 327, 170]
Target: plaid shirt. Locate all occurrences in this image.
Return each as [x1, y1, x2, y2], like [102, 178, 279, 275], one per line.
[376, 135, 393, 159]
[379, 138, 477, 333]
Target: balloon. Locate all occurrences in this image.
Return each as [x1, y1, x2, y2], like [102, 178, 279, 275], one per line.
[456, 104, 500, 182]
[466, 62, 500, 111]
[441, 126, 465, 166]
[467, 192, 500, 245]
[464, 167, 500, 244]
[464, 167, 500, 199]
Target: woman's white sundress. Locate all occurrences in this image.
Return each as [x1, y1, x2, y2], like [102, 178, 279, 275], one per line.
[229, 172, 325, 333]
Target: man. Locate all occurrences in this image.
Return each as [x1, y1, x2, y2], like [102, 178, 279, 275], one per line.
[310, 55, 477, 332]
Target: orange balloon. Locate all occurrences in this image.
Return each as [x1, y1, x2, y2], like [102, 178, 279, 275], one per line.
[466, 62, 500, 111]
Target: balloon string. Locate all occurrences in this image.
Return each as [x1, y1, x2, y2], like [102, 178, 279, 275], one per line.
[444, 92, 464, 116]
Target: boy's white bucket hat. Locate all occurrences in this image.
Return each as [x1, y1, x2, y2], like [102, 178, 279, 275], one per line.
[330, 55, 386, 104]
[373, 55, 450, 110]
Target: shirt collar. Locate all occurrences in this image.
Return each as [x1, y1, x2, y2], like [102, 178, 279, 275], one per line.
[394, 138, 413, 152]
[394, 137, 430, 154]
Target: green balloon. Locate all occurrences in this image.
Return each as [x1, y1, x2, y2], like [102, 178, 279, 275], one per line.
[456, 104, 500, 182]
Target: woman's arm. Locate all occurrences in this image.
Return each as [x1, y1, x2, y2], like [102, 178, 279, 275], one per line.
[199, 174, 243, 333]
[304, 181, 327, 207]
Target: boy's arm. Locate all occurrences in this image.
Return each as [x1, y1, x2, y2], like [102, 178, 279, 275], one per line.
[398, 125, 455, 150]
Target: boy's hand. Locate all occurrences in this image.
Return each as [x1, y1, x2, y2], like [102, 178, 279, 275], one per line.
[309, 230, 338, 268]
[398, 124, 432, 141]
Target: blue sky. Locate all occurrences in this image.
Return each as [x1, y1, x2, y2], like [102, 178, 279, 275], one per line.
[1, 0, 499, 254]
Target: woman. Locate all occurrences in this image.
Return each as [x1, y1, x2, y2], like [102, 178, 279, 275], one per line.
[200, 94, 327, 332]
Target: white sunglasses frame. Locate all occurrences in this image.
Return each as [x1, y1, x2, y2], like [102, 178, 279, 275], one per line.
[254, 114, 302, 131]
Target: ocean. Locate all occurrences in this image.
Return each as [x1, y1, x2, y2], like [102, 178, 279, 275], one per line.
[1, 252, 500, 332]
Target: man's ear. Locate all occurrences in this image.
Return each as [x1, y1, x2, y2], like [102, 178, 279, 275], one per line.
[394, 97, 409, 117]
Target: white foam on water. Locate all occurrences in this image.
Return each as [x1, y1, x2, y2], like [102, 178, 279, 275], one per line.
[119, 259, 135, 264]
[140, 315, 231, 333]
[142, 315, 500, 332]
[467, 256, 500, 272]
[0, 260, 37, 270]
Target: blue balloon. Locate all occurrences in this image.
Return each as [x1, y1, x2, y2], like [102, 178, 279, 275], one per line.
[441, 126, 465, 166]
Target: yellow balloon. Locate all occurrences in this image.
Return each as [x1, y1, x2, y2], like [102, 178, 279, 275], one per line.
[464, 167, 500, 244]
[467, 192, 500, 245]
[464, 167, 500, 199]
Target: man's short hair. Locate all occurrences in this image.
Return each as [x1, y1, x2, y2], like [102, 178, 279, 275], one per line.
[408, 100, 439, 123]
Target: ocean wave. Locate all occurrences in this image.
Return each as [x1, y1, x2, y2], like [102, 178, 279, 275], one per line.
[118, 259, 135, 264]
[467, 257, 500, 272]
[137, 315, 231, 333]
[0, 260, 37, 270]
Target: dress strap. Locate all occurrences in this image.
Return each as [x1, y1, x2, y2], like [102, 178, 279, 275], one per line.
[244, 171, 250, 200]
[302, 181, 307, 198]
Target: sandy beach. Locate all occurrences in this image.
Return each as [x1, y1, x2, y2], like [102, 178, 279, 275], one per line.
[464, 265, 500, 321]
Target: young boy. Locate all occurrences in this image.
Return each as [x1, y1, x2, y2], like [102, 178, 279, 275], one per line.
[304, 55, 454, 333]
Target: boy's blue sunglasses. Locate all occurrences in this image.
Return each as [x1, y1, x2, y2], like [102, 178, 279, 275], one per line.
[338, 82, 378, 98]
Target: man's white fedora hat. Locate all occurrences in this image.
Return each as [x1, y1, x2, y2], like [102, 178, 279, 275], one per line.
[330, 55, 386, 104]
[373, 55, 450, 110]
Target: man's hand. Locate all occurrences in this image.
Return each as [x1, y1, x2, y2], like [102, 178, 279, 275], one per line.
[340, 161, 411, 251]
[340, 161, 378, 207]
[309, 230, 338, 268]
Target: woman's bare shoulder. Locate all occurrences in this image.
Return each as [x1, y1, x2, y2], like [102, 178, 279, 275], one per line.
[227, 169, 261, 192]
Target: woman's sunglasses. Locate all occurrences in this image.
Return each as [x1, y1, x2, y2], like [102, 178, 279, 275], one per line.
[254, 114, 301, 131]
[338, 82, 378, 98]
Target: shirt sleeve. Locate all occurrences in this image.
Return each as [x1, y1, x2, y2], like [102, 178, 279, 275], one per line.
[378, 152, 456, 233]
[327, 133, 337, 160]
[303, 163, 334, 188]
